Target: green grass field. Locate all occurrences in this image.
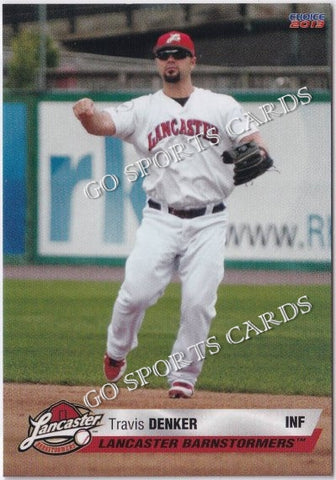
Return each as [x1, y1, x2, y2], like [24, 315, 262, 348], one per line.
[3, 279, 332, 396]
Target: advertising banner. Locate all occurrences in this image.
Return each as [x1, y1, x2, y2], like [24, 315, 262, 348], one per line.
[37, 97, 330, 265]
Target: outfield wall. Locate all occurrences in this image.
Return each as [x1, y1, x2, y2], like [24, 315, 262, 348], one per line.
[3, 91, 331, 270]
[3, 102, 28, 256]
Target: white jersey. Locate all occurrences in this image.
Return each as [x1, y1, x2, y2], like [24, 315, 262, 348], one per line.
[104, 87, 258, 209]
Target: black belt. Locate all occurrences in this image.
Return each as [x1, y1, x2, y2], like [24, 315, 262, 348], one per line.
[148, 199, 225, 219]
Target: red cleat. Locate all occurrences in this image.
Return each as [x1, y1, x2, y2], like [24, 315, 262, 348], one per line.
[168, 381, 194, 398]
[104, 353, 127, 382]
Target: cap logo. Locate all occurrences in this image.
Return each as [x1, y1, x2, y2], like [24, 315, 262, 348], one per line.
[167, 33, 181, 43]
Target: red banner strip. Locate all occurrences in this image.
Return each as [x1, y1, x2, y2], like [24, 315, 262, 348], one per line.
[79, 428, 322, 453]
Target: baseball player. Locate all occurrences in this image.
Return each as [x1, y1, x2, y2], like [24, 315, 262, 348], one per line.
[73, 31, 273, 398]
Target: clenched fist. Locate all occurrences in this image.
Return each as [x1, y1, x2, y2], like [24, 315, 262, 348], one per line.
[73, 98, 95, 120]
[72, 98, 116, 136]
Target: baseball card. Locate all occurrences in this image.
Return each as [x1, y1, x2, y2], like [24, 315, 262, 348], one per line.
[2, 2, 332, 479]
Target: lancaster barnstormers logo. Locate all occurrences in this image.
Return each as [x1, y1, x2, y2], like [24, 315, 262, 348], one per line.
[18, 400, 103, 455]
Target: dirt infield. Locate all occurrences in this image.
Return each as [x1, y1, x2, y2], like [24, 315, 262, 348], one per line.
[4, 266, 332, 476]
[4, 382, 332, 477]
[4, 264, 331, 284]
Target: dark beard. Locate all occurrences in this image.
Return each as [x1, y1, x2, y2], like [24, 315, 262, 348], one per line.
[164, 72, 181, 83]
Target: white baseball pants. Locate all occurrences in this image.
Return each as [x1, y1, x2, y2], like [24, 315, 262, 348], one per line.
[107, 203, 227, 386]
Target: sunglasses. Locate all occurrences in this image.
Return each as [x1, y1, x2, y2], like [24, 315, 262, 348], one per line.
[155, 49, 192, 60]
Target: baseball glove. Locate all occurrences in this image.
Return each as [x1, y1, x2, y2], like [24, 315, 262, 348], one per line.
[222, 141, 273, 186]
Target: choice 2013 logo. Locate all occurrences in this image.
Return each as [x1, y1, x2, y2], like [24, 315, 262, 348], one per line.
[289, 12, 325, 29]
[18, 400, 103, 455]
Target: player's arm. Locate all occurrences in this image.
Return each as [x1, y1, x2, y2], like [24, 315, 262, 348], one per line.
[73, 98, 116, 136]
[239, 131, 268, 151]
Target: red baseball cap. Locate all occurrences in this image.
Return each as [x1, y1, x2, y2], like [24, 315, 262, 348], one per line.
[153, 31, 195, 56]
